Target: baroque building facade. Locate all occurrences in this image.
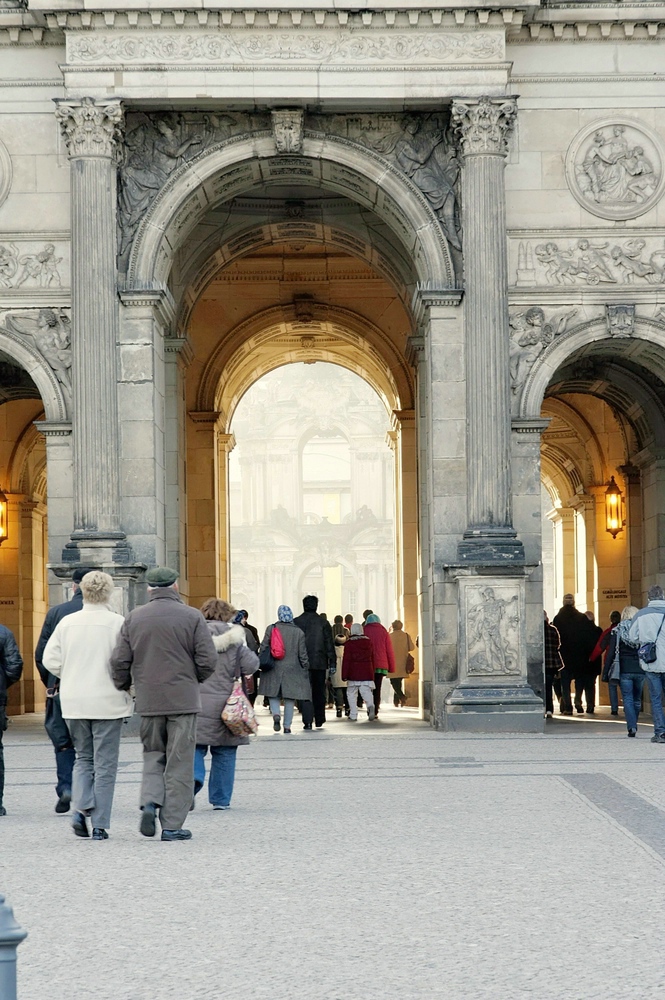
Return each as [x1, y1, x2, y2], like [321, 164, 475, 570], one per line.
[1, 0, 664, 729]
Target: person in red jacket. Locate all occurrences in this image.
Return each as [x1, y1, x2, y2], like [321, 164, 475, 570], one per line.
[341, 624, 375, 721]
[364, 614, 396, 718]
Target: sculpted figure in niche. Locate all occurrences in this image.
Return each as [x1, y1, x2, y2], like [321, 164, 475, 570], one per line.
[1, 308, 72, 400]
[579, 126, 657, 207]
[468, 587, 519, 675]
[368, 116, 461, 251]
[509, 307, 578, 395]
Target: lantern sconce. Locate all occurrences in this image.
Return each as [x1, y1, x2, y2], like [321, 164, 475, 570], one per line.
[605, 476, 625, 539]
[0, 489, 7, 546]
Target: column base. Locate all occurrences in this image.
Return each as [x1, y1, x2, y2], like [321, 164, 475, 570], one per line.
[50, 561, 147, 613]
[457, 527, 525, 565]
[443, 683, 543, 733]
[62, 532, 134, 566]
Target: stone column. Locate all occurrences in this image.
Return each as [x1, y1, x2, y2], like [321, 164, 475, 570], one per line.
[452, 97, 523, 563]
[217, 432, 236, 602]
[54, 97, 129, 563]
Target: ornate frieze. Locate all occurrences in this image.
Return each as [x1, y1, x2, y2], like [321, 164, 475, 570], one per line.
[0, 240, 67, 289]
[0, 307, 72, 402]
[566, 119, 665, 221]
[67, 30, 504, 66]
[512, 236, 665, 287]
[451, 97, 517, 157]
[55, 97, 124, 159]
[509, 306, 578, 403]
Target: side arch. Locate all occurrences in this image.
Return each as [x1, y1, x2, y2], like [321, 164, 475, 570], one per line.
[127, 133, 454, 292]
[0, 331, 68, 421]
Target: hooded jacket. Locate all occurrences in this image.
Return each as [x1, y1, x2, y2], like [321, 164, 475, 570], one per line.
[628, 600, 665, 673]
[196, 622, 259, 747]
[342, 635, 375, 683]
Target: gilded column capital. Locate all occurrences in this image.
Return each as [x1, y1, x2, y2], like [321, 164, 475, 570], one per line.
[54, 97, 124, 159]
[451, 97, 517, 158]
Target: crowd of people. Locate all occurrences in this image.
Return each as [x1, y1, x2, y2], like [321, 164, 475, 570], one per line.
[544, 586, 665, 739]
[0, 568, 415, 840]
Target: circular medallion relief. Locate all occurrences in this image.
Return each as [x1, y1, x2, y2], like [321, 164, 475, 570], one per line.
[0, 137, 12, 209]
[566, 118, 665, 221]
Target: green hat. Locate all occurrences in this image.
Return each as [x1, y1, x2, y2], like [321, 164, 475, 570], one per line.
[145, 566, 178, 587]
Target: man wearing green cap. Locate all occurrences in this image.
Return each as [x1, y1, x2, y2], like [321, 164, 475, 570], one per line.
[111, 567, 217, 841]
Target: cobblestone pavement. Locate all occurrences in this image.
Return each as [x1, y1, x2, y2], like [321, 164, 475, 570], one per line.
[2, 706, 664, 1000]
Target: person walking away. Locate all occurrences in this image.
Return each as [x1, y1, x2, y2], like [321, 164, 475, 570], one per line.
[232, 609, 260, 705]
[195, 600, 259, 809]
[43, 572, 131, 840]
[543, 612, 564, 718]
[552, 595, 599, 715]
[628, 584, 665, 744]
[294, 595, 335, 729]
[331, 615, 349, 717]
[591, 610, 622, 716]
[606, 606, 643, 737]
[364, 614, 395, 718]
[0, 622, 23, 817]
[342, 624, 375, 720]
[111, 567, 217, 842]
[344, 614, 353, 630]
[35, 566, 92, 814]
[389, 620, 415, 707]
[258, 606, 310, 733]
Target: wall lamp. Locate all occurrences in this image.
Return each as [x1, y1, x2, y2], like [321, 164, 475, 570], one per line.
[605, 476, 625, 539]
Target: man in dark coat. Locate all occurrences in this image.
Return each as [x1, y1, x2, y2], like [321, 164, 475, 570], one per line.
[0, 622, 23, 816]
[111, 567, 217, 842]
[35, 566, 92, 813]
[552, 594, 600, 715]
[294, 595, 335, 729]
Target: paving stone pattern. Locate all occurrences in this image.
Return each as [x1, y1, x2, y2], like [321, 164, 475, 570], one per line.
[1, 709, 664, 1000]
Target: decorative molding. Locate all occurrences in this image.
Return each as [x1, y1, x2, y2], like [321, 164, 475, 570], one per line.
[271, 109, 304, 155]
[513, 235, 665, 287]
[54, 97, 124, 159]
[0, 138, 11, 210]
[605, 303, 635, 338]
[565, 118, 665, 222]
[451, 96, 517, 157]
[34, 420, 72, 438]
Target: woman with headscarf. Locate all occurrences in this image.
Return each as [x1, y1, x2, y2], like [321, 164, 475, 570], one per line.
[341, 623, 375, 721]
[363, 614, 396, 719]
[605, 605, 644, 737]
[258, 606, 311, 733]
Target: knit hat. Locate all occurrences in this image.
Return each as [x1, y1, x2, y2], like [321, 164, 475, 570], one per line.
[145, 566, 178, 587]
[72, 567, 94, 584]
[366, 614, 381, 624]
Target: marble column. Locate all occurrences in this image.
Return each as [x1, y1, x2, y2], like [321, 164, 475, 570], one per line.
[452, 97, 523, 563]
[54, 97, 130, 562]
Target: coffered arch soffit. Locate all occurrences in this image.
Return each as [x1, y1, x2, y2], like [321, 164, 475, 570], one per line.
[541, 396, 606, 485]
[126, 134, 454, 296]
[9, 420, 47, 499]
[541, 448, 584, 507]
[196, 304, 409, 430]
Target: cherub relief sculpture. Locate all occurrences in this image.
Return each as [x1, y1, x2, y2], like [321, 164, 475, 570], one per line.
[0, 308, 72, 402]
[0, 242, 63, 288]
[509, 307, 578, 396]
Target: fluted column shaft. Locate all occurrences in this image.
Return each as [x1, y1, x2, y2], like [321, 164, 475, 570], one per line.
[452, 98, 520, 556]
[55, 98, 124, 536]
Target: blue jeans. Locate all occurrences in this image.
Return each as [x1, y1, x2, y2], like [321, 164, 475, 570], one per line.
[644, 671, 665, 736]
[608, 680, 620, 714]
[619, 675, 644, 732]
[194, 744, 237, 808]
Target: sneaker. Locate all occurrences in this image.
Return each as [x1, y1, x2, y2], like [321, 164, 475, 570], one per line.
[92, 828, 108, 840]
[368, 705, 376, 721]
[161, 829, 193, 841]
[628, 729, 637, 737]
[212, 805, 230, 811]
[140, 802, 158, 838]
[545, 711, 553, 719]
[273, 714, 281, 732]
[348, 716, 358, 722]
[650, 734, 665, 743]
[55, 791, 71, 814]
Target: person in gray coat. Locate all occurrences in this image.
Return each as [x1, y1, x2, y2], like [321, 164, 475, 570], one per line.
[195, 599, 259, 810]
[258, 605, 311, 733]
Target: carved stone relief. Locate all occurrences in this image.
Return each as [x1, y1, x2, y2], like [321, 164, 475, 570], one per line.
[606, 304, 635, 338]
[0, 308, 72, 403]
[566, 119, 665, 221]
[513, 237, 665, 287]
[271, 110, 304, 154]
[0, 242, 66, 288]
[509, 306, 578, 403]
[464, 582, 521, 676]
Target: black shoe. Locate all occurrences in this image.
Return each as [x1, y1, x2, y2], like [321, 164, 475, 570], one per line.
[611, 711, 619, 716]
[140, 802, 158, 837]
[628, 729, 637, 737]
[315, 723, 324, 729]
[586, 710, 595, 716]
[72, 811, 90, 838]
[161, 829, 192, 842]
[336, 709, 342, 718]
[303, 723, 313, 731]
[273, 714, 281, 732]
[0, 806, 6, 817]
[576, 707, 584, 714]
[92, 828, 108, 840]
[283, 728, 291, 734]
[55, 792, 71, 814]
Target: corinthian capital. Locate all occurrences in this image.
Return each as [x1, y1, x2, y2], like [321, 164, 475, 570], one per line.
[451, 97, 517, 157]
[55, 97, 124, 159]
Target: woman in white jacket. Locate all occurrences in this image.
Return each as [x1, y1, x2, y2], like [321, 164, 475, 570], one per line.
[43, 571, 132, 840]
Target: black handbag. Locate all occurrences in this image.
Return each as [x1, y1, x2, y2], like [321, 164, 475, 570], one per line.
[44, 692, 73, 751]
[638, 614, 665, 665]
[258, 626, 276, 672]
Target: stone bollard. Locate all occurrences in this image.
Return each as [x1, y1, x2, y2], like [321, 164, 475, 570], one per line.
[0, 895, 27, 999]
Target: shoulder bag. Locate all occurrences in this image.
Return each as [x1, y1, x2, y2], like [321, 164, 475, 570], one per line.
[221, 648, 258, 736]
[259, 625, 276, 672]
[638, 614, 665, 665]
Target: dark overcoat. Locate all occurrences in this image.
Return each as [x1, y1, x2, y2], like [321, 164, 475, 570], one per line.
[258, 622, 311, 701]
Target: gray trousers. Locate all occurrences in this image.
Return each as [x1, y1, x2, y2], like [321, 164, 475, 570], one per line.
[66, 718, 123, 830]
[140, 714, 197, 831]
